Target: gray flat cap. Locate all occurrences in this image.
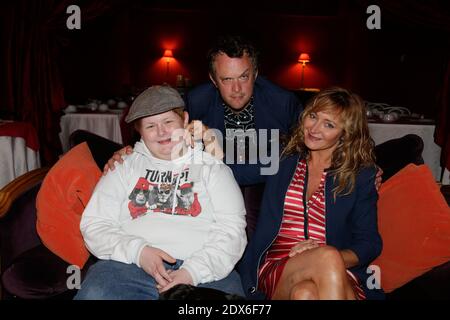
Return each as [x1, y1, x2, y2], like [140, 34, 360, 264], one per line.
[125, 85, 185, 123]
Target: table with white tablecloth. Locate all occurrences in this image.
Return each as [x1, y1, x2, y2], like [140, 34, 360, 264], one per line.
[0, 121, 41, 189]
[368, 122, 442, 181]
[59, 112, 124, 153]
[443, 169, 450, 185]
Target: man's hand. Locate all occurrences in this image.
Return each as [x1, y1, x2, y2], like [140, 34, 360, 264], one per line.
[139, 246, 176, 287]
[288, 239, 320, 258]
[185, 120, 224, 160]
[102, 146, 133, 175]
[157, 268, 194, 293]
[375, 166, 383, 191]
[184, 120, 210, 148]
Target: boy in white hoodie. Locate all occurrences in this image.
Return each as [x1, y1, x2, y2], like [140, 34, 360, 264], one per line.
[75, 86, 247, 300]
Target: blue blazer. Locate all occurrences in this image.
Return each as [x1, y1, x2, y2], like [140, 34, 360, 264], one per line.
[185, 76, 302, 186]
[237, 154, 384, 299]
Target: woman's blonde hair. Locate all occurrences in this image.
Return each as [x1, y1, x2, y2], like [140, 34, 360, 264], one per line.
[283, 87, 375, 198]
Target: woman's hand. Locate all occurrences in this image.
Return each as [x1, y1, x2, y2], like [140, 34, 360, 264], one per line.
[139, 246, 176, 287]
[375, 166, 383, 191]
[288, 239, 320, 258]
[102, 145, 133, 175]
[157, 268, 194, 293]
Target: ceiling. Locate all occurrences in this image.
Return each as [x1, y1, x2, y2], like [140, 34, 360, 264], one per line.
[133, 0, 344, 16]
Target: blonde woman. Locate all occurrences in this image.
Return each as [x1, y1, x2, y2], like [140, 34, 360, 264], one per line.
[238, 87, 383, 300]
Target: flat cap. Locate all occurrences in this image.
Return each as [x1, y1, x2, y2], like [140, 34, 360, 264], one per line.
[125, 85, 185, 123]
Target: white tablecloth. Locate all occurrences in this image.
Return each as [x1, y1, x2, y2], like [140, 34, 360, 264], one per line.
[0, 136, 41, 189]
[368, 123, 442, 181]
[442, 168, 450, 185]
[59, 113, 123, 153]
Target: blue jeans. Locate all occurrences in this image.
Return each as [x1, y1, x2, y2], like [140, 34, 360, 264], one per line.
[74, 259, 245, 300]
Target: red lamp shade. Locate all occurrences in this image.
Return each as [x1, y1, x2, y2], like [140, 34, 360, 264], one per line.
[298, 53, 310, 64]
[163, 49, 173, 58]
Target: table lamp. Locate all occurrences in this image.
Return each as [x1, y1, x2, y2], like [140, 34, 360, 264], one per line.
[163, 49, 174, 81]
[298, 53, 310, 89]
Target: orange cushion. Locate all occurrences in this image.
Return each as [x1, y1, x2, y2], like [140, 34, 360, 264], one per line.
[36, 142, 101, 268]
[372, 164, 450, 293]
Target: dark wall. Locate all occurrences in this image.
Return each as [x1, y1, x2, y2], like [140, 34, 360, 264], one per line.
[60, 1, 449, 118]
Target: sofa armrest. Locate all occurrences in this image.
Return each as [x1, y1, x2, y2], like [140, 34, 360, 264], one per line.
[1, 244, 98, 299]
[0, 167, 50, 218]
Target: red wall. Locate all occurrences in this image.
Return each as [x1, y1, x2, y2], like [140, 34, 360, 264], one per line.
[127, 9, 346, 91]
[61, 5, 448, 118]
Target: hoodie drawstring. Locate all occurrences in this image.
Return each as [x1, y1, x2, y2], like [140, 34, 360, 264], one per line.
[171, 172, 181, 215]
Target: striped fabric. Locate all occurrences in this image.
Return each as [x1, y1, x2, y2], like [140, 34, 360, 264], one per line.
[258, 159, 365, 299]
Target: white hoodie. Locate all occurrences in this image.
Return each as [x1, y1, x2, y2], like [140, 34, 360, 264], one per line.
[80, 140, 247, 285]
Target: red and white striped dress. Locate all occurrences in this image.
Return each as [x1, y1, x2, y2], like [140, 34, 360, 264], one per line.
[258, 159, 365, 300]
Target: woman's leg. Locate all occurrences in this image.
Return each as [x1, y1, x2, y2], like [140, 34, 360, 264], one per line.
[271, 246, 356, 300]
[285, 280, 319, 300]
[74, 259, 183, 300]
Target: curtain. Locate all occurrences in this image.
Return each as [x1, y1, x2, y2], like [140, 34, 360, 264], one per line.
[435, 61, 450, 172]
[379, 0, 450, 174]
[1, 0, 112, 165]
[353, 0, 450, 32]
[356, 0, 450, 173]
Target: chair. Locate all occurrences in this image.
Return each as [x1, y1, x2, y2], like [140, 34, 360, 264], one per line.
[0, 130, 122, 299]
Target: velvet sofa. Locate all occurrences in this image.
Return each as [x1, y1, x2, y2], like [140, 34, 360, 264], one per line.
[0, 130, 119, 299]
[0, 131, 449, 299]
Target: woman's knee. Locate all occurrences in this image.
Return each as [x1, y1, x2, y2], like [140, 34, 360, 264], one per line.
[290, 281, 318, 300]
[315, 246, 346, 270]
[312, 246, 349, 285]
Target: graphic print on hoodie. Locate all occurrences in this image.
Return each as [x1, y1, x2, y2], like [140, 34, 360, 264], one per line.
[128, 167, 202, 219]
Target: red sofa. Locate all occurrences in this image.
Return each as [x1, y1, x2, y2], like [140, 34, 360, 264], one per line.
[1, 132, 449, 299]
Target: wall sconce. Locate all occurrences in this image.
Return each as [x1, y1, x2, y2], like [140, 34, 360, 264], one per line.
[298, 53, 310, 89]
[163, 49, 174, 81]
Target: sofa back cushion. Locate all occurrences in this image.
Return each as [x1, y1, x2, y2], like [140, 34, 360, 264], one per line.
[372, 164, 450, 293]
[374, 134, 424, 182]
[36, 142, 101, 268]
